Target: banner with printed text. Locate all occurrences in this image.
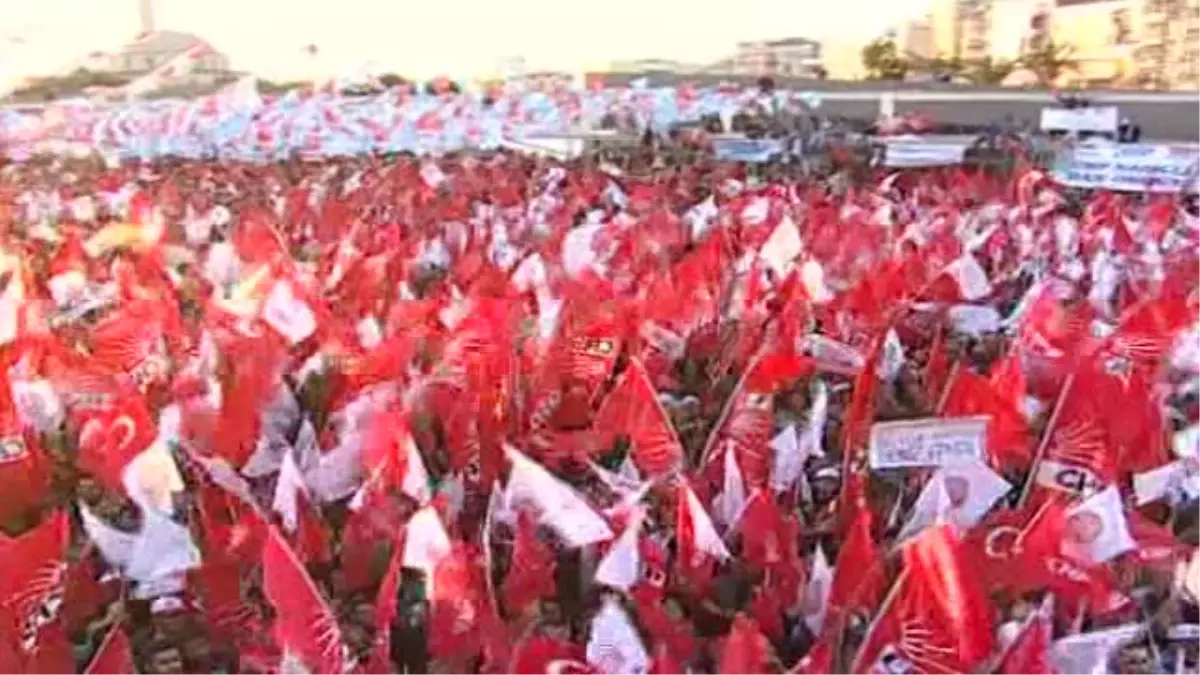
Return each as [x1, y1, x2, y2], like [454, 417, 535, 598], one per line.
[1053, 143, 1200, 193]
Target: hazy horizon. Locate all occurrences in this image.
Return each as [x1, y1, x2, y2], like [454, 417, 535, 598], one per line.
[1, 0, 931, 83]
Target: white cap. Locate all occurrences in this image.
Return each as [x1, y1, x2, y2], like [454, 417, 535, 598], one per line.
[150, 595, 186, 615]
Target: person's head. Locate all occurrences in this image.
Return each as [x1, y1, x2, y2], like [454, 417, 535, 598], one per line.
[148, 597, 191, 641]
[181, 633, 212, 672]
[1115, 642, 1157, 674]
[146, 641, 185, 675]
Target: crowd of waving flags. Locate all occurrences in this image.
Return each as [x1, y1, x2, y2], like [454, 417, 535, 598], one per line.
[0, 81, 823, 160]
[0, 137, 1195, 674]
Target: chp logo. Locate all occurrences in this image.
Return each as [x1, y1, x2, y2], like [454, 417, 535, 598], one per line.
[15, 562, 67, 654]
[983, 524, 1023, 561]
[869, 645, 916, 675]
[1036, 460, 1104, 496]
[1043, 556, 1092, 584]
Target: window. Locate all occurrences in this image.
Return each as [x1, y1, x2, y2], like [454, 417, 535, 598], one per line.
[1111, 10, 1132, 44]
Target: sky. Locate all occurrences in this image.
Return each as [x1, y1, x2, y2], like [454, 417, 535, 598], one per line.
[1, 0, 932, 82]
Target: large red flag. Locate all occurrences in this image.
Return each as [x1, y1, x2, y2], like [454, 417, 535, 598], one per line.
[84, 624, 135, 675]
[994, 599, 1054, 674]
[0, 511, 73, 674]
[262, 525, 352, 674]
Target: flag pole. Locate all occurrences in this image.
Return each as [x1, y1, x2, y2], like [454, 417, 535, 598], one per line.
[1016, 370, 1076, 508]
[934, 359, 962, 414]
[846, 567, 911, 672]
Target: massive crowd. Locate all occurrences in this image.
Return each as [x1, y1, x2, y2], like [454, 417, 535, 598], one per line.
[0, 142, 1196, 675]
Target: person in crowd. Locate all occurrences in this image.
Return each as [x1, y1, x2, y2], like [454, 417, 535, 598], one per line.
[0, 88, 1195, 675]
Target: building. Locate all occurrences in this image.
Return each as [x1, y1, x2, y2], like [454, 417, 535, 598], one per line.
[901, 16, 938, 60]
[731, 37, 825, 78]
[1049, 0, 1139, 86]
[83, 30, 232, 88]
[927, 0, 996, 60]
[988, 0, 1043, 60]
[956, 0, 996, 59]
[1134, 0, 1200, 89]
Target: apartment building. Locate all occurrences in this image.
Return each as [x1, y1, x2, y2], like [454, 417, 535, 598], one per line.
[731, 38, 825, 78]
[901, 15, 939, 60]
[1049, 0, 1138, 86]
[1135, 0, 1200, 89]
[956, 0, 996, 59]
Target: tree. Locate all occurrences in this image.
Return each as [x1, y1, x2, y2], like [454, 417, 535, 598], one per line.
[909, 53, 968, 82]
[257, 79, 308, 94]
[377, 73, 410, 89]
[967, 56, 1017, 85]
[861, 37, 910, 81]
[1019, 39, 1079, 86]
[6, 68, 131, 102]
[423, 80, 461, 95]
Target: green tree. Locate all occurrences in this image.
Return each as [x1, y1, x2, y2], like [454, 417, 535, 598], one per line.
[861, 36, 910, 81]
[6, 68, 131, 102]
[1019, 39, 1079, 86]
[910, 53, 968, 81]
[967, 56, 1018, 85]
[257, 79, 308, 94]
[377, 73, 410, 89]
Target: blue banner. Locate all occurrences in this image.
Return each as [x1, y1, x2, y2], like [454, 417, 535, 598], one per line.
[712, 137, 784, 163]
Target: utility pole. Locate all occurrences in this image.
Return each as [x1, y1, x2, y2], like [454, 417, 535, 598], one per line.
[953, 0, 963, 62]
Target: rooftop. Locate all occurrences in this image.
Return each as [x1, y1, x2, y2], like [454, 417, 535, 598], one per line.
[115, 30, 211, 56]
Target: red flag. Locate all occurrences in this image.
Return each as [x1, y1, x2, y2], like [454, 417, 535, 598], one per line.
[0, 377, 50, 524]
[73, 391, 158, 496]
[262, 526, 352, 674]
[702, 352, 810, 489]
[1030, 365, 1119, 500]
[901, 525, 994, 666]
[0, 511, 72, 674]
[429, 543, 488, 666]
[84, 624, 134, 675]
[503, 511, 557, 612]
[364, 539, 404, 674]
[593, 357, 683, 476]
[942, 369, 1031, 471]
[995, 599, 1053, 674]
[827, 497, 885, 619]
[737, 489, 804, 602]
[509, 635, 587, 674]
[718, 614, 774, 674]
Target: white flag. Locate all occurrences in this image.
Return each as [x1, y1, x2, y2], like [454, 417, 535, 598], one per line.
[1063, 485, 1136, 564]
[401, 434, 432, 505]
[943, 253, 991, 301]
[759, 215, 803, 279]
[802, 546, 834, 634]
[898, 457, 1011, 540]
[587, 598, 649, 674]
[1051, 623, 1142, 675]
[402, 506, 451, 576]
[681, 484, 730, 561]
[262, 280, 317, 345]
[126, 510, 202, 582]
[595, 511, 642, 591]
[713, 446, 747, 528]
[272, 450, 308, 533]
[122, 441, 185, 515]
[769, 425, 804, 493]
[505, 446, 613, 548]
